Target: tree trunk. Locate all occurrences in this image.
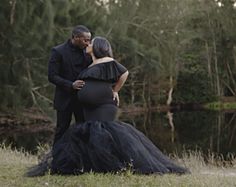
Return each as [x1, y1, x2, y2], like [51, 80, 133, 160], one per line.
[213, 39, 221, 97]
[205, 41, 213, 88]
[166, 76, 174, 106]
[130, 75, 135, 105]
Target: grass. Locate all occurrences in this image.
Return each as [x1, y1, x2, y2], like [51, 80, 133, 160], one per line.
[204, 101, 236, 110]
[1, 146, 236, 187]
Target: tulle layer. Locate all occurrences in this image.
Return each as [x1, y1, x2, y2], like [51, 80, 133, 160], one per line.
[51, 121, 189, 175]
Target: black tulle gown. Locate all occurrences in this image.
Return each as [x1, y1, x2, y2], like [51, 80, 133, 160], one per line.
[27, 61, 189, 176]
[50, 61, 189, 175]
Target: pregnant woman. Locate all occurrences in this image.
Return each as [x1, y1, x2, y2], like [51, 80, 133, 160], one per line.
[26, 36, 189, 176]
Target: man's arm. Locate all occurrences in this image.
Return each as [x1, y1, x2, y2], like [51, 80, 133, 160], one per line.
[48, 48, 74, 92]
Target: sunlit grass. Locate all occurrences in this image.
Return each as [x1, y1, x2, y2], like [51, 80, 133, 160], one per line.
[1, 145, 236, 187]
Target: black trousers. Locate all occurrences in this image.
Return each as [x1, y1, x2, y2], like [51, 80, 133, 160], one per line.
[53, 101, 84, 145]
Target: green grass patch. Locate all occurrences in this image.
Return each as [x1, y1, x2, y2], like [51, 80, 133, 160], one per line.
[1, 145, 236, 187]
[204, 102, 236, 110]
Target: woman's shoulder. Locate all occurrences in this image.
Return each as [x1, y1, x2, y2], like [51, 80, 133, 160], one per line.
[79, 59, 127, 82]
[109, 60, 127, 73]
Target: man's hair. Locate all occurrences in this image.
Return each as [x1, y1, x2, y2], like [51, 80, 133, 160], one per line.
[72, 25, 90, 38]
[92, 37, 113, 58]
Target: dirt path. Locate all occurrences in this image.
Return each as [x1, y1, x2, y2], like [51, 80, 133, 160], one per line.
[201, 169, 236, 177]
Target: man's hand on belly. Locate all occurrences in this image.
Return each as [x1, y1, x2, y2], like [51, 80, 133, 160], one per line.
[72, 80, 85, 90]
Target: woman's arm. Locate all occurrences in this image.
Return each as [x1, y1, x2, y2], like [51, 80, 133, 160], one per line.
[113, 71, 129, 92]
[113, 71, 129, 106]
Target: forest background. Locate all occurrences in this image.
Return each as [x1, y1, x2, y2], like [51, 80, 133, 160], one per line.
[1, 0, 236, 117]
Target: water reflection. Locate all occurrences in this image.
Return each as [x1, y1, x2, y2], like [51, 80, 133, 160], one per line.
[1, 110, 236, 156]
[120, 110, 236, 156]
[0, 127, 54, 154]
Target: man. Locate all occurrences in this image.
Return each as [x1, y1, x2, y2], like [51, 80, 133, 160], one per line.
[48, 25, 92, 144]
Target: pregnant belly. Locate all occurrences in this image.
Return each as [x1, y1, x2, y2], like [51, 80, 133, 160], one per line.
[77, 80, 114, 106]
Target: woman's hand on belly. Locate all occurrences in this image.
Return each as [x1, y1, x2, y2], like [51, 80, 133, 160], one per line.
[112, 91, 119, 106]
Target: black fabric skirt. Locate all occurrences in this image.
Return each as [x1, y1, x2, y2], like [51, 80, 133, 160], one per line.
[51, 121, 189, 175]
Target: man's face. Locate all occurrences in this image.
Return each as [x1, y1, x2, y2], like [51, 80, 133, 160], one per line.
[74, 32, 91, 49]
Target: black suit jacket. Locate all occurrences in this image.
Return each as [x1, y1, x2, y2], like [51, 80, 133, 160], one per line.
[48, 39, 91, 111]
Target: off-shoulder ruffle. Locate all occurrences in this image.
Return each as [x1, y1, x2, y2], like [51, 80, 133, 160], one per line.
[78, 61, 127, 83]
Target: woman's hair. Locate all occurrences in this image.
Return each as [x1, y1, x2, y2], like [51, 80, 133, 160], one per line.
[92, 37, 113, 58]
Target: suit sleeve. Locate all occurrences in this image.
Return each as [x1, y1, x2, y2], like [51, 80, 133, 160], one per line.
[48, 48, 73, 92]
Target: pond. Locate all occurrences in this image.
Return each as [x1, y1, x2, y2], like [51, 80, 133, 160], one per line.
[1, 109, 236, 157]
[120, 109, 236, 157]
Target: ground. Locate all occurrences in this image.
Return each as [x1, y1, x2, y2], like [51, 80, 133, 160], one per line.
[0, 146, 236, 187]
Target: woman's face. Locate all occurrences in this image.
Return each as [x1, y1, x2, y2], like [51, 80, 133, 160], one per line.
[86, 40, 93, 54]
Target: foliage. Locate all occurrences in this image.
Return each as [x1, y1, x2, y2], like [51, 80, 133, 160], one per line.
[1, 0, 236, 114]
[204, 101, 236, 110]
[173, 56, 216, 103]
